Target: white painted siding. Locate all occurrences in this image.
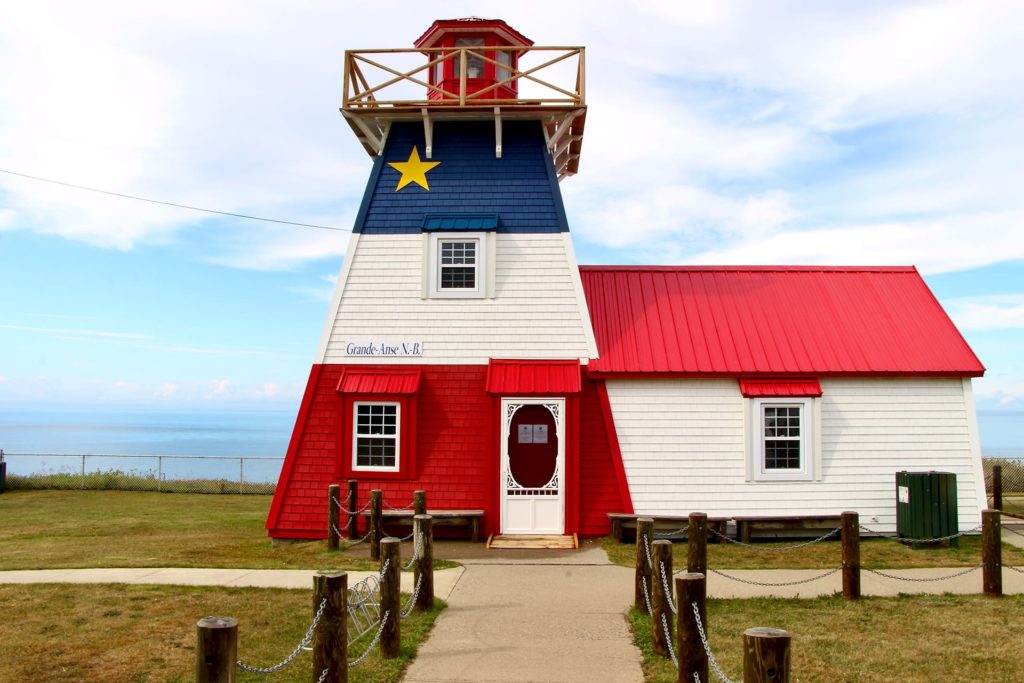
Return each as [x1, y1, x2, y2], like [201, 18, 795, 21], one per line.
[320, 233, 595, 364]
[606, 377, 985, 531]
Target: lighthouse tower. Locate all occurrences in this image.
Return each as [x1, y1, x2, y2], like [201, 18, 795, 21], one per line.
[266, 20, 628, 541]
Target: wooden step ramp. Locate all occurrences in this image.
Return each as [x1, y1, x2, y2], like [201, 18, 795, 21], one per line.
[486, 534, 578, 550]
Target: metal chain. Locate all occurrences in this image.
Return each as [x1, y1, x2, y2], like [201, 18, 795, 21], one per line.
[660, 612, 679, 667]
[398, 531, 415, 542]
[709, 526, 840, 551]
[403, 533, 423, 571]
[659, 561, 677, 615]
[237, 598, 327, 674]
[643, 534, 654, 570]
[640, 576, 653, 616]
[1007, 565, 1024, 574]
[317, 667, 329, 683]
[332, 496, 371, 516]
[348, 609, 390, 668]
[1003, 524, 1024, 538]
[383, 499, 416, 511]
[402, 572, 424, 618]
[862, 564, 982, 582]
[343, 528, 374, 548]
[709, 566, 843, 587]
[654, 525, 689, 539]
[858, 523, 981, 542]
[692, 601, 739, 683]
[379, 557, 391, 580]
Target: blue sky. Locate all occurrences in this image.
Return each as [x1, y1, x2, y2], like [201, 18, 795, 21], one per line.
[1, 1, 1022, 412]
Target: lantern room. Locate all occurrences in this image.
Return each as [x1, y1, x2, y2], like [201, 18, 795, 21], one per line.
[414, 18, 534, 101]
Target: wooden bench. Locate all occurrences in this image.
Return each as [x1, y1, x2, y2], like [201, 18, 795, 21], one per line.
[732, 515, 843, 543]
[607, 513, 730, 543]
[361, 509, 484, 542]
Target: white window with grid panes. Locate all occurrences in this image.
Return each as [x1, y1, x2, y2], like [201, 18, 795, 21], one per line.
[426, 232, 489, 298]
[352, 402, 400, 472]
[751, 398, 814, 481]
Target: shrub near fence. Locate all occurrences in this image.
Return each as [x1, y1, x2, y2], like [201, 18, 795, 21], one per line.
[0, 452, 283, 494]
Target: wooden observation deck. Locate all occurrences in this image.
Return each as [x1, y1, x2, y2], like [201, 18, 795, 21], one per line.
[340, 44, 587, 180]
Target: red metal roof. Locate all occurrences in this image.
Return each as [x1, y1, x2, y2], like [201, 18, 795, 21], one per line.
[337, 368, 422, 394]
[485, 359, 581, 394]
[579, 266, 984, 377]
[739, 379, 823, 397]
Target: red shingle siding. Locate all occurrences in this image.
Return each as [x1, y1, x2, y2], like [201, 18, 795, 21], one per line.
[577, 377, 630, 536]
[267, 364, 495, 538]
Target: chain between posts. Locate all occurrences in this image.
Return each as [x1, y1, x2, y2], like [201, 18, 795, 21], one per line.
[654, 524, 689, 539]
[383, 499, 416, 511]
[402, 573, 424, 618]
[379, 557, 391, 580]
[691, 601, 739, 683]
[1002, 525, 1024, 538]
[710, 566, 843, 587]
[236, 598, 327, 674]
[402, 533, 423, 571]
[1007, 565, 1024, 574]
[708, 526, 840, 551]
[863, 565, 982, 582]
[332, 496, 371, 516]
[640, 576, 653, 615]
[336, 527, 373, 547]
[317, 667, 329, 683]
[348, 609, 390, 669]
[660, 612, 679, 667]
[659, 561, 677, 614]
[858, 523, 981, 543]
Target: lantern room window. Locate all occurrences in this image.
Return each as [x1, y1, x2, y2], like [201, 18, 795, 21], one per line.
[455, 38, 485, 78]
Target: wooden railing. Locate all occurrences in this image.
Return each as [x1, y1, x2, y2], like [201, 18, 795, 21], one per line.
[342, 45, 585, 110]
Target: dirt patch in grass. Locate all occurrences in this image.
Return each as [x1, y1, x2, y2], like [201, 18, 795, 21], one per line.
[0, 583, 444, 683]
[0, 490, 457, 571]
[630, 593, 1024, 682]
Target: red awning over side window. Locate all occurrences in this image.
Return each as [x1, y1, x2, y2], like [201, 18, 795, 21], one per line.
[738, 378, 822, 398]
[485, 359, 581, 394]
[337, 369, 422, 395]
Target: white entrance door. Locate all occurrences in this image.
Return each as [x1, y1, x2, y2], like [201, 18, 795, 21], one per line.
[500, 398, 565, 535]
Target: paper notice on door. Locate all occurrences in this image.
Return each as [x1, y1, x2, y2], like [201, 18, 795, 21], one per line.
[898, 485, 909, 504]
[532, 424, 548, 444]
[518, 424, 534, 443]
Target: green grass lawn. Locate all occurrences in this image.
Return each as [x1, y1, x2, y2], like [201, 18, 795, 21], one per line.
[630, 593, 1024, 683]
[601, 530, 1024, 570]
[0, 583, 444, 683]
[0, 490, 453, 571]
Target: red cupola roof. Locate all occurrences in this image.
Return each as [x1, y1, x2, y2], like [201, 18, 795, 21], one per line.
[414, 18, 534, 51]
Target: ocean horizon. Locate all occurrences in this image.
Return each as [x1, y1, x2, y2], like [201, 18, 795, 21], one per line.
[1, 406, 1020, 458]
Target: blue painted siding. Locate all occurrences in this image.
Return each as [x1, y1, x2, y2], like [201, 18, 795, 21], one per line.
[355, 120, 568, 233]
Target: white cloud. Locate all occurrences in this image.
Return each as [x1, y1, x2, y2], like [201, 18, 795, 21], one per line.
[206, 225, 351, 271]
[946, 294, 1024, 332]
[154, 383, 178, 397]
[206, 379, 231, 400]
[0, 324, 151, 340]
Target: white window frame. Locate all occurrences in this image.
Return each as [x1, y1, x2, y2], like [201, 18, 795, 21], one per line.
[750, 398, 815, 481]
[426, 232, 490, 298]
[352, 401, 401, 473]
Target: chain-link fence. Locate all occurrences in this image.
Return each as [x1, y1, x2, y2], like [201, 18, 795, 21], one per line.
[984, 457, 1024, 516]
[0, 451, 282, 494]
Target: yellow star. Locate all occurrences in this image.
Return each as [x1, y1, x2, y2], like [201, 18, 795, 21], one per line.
[387, 146, 441, 191]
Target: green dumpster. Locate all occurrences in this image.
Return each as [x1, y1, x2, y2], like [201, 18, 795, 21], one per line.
[896, 471, 959, 547]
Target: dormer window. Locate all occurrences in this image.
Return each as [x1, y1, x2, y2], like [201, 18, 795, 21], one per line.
[439, 240, 478, 289]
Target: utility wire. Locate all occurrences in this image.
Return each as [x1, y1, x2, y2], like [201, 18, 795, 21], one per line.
[0, 168, 350, 232]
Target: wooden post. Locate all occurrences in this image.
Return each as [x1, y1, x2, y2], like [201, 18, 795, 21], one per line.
[369, 489, 383, 561]
[992, 465, 1003, 510]
[742, 627, 791, 683]
[688, 512, 708, 575]
[380, 537, 401, 657]
[676, 572, 708, 683]
[414, 514, 434, 611]
[347, 479, 359, 539]
[634, 517, 654, 612]
[651, 539, 673, 658]
[841, 511, 860, 600]
[413, 490, 427, 517]
[313, 571, 348, 683]
[195, 616, 237, 683]
[982, 508, 1002, 596]
[328, 484, 341, 551]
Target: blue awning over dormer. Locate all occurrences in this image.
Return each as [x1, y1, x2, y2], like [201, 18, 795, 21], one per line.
[422, 213, 499, 231]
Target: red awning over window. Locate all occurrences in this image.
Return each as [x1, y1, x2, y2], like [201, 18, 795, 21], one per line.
[485, 359, 581, 394]
[738, 379, 822, 398]
[337, 369, 422, 395]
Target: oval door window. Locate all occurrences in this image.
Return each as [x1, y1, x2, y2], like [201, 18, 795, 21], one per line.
[508, 404, 557, 488]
